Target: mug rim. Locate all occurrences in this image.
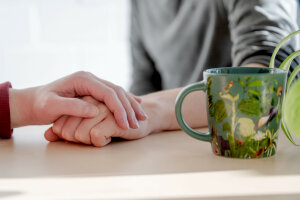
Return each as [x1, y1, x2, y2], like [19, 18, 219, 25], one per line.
[204, 67, 287, 76]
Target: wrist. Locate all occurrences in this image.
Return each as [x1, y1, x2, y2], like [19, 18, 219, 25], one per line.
[141, 94, 172, 134]
[9, 88, 35, 128]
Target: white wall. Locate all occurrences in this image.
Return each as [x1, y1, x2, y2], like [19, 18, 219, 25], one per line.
[0, 0, 131, 89]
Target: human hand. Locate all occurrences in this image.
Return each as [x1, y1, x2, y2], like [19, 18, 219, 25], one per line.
[44, 96, 154, 147]
[9, 71, 147, 129]
[243, 63, 266, 67]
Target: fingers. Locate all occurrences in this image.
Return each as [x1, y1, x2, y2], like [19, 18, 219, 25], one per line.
[76, 74, 146, 129]
[61, 116, 82, 143]
[44, 127, 60, 142]
[47, 102, 149, 147]
[126, 93, 147, 121]
[115, 88, 139, 129]
[133, 95, 142, 103]
[50, 103, 118, 147]
[88, 114, 147, 147]
[102, 87, 130, 130]
[100, 80, 147, 122]
[52, 116, 68, 134]
[51, 96, 100, 143]
[73, 105, 107, 144]
[49, 71, 145, 130]
[50, 101, 108, 145]
[70, 74, 129, 129]
[52, 115, 82, 143]
[90, 119, 117, 147]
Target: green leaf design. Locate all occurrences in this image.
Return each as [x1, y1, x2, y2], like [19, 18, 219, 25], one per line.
[248, 89, 261, 96]
[249, 147, 256, 154]
[238, 78, 245, 88]
[227, 133, 236, 157]
[247, 80, 262, 87]
[271, 97, 276, 106]
[249, 94, 260, 101]
[259, 138, 269, 149]
[244, 77, 251, 82]
[214, 100, 230, 123]
[223, 122, 231, 132]
[208, 95, 214, 117]
[238, 99, 261, 116]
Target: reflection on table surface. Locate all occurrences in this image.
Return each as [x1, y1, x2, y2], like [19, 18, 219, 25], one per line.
[0, 126, 300, 200]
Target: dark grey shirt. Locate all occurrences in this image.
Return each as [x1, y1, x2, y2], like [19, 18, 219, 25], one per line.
[129, 0, 299, 95]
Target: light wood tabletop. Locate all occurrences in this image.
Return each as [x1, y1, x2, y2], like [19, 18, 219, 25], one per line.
[1, 126, 300, 200]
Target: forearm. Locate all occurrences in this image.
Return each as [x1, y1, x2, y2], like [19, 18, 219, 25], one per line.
[141, 87, 208, 133]
[243, 63, 266, 68]
[141, 63, 267, 133]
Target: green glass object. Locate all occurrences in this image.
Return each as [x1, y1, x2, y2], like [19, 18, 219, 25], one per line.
[269, 30, 300, 145]
[283, 80, 300, 137]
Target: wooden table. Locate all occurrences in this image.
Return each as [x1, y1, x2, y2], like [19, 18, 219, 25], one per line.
[1, 126, 300, 200]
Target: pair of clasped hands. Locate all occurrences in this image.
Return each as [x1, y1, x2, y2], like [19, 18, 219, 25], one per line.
[10, 71, 151, 147]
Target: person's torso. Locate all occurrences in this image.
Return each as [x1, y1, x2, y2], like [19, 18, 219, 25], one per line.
[135, 0, 232, 89]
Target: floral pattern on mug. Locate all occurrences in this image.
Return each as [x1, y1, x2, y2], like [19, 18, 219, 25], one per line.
[208, 76, 283, 158]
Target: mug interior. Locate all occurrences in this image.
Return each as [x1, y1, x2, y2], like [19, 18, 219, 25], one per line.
[205, 67, 287, 75]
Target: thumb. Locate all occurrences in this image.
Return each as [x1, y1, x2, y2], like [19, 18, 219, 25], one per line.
[54, 97, 99, 118]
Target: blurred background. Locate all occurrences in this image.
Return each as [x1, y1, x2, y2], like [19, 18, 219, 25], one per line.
[1, 0, 300, 90]
[0, 0, 131, 89]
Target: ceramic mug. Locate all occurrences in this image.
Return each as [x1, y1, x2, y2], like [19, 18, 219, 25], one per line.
[175, 67, 287, 158]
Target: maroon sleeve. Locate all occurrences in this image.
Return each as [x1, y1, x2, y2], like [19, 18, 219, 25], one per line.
[0, 82, 13, 139]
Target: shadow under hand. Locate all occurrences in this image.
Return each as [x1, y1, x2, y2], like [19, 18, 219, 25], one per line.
[0, 191, 23, 198]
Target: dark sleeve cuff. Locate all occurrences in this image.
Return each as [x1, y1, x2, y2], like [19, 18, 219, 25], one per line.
[0, 82, 13, 139]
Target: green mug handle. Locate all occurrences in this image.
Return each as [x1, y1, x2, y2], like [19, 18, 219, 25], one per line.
[175, 81, 211, 142]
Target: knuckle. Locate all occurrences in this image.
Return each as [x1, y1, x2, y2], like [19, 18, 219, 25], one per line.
[81, 97, 99, 107]
[105, 88, 117, 98]
[90, 129, 105, 147]
[90, 128, 99, 141]
[73, 71, 88, 78]
[62, 129, 72, 141]
[115, 86, 125, 94]
[72, 71, 93, 81]
[52, 123, 61, 134]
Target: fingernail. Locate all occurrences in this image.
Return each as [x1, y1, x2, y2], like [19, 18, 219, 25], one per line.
[124, 120, 130, 129]
[141, 111, 148, 120]
[135, 96, 142, 103]
[135, 118, 140, 128]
